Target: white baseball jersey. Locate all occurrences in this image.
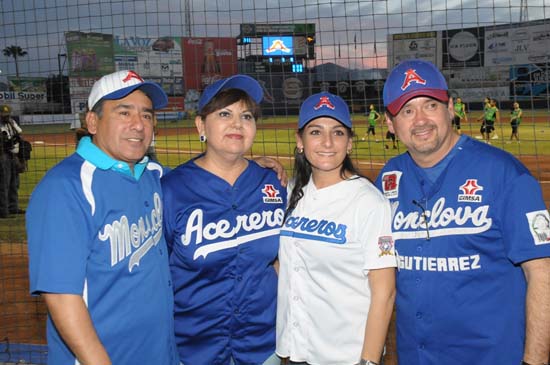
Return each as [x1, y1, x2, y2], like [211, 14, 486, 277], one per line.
[276, 176, 397, 365]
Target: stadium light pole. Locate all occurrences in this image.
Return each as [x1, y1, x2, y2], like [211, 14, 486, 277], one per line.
[184, 0, 192, 36]
[57, 53, 66, 76]
[520, 0, 528, 22]
[58, 53, 67, 113]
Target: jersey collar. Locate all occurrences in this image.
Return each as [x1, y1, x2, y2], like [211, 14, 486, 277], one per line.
[76, 136, 148, 180]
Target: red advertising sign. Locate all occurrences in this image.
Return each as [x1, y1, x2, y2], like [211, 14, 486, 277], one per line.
[182, 37, 237, 92]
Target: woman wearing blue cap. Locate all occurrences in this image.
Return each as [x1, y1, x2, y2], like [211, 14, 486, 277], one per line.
[276, 92, 397, 365]
[161, 75, 285, 365]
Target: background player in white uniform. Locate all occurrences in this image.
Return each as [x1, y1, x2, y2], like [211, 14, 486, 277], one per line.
[375, 59, 550, 365]
[26, 70, 179, 365]
[277, 92, 396, 365]
[162, 75, 285, 365]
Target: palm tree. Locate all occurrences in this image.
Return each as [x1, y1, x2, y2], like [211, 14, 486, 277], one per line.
[2, 45, 27, 79]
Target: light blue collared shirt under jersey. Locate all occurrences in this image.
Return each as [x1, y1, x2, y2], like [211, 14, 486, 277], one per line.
[76, 136, 149, 180]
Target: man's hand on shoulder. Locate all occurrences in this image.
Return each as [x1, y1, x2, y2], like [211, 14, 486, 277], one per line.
[254, 156, 288, 187]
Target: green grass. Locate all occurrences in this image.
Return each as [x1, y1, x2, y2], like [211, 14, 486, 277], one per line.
[3, 113, 550, 243]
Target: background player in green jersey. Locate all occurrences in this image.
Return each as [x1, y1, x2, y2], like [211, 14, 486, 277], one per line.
[452, 97, 467, 134]
[510, 101, 522, 143]
[362, 104, 381, 141]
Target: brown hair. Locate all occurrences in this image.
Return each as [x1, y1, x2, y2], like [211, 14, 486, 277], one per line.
[197, 89, 261, 120]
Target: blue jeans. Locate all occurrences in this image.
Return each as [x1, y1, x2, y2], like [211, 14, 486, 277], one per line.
[180, 353, 281, 365]
[229, 353, 281, 365]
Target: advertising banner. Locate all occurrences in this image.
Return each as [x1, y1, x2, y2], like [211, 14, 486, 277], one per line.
[448, 86, 509, 103]
[182, 37, 237, 111]
[442, 27, 484, 68]
[510, 63, 550, 100]
[443, 66, 509, 89]
[113, 35, 183, 97]
[239, 23, 315, 37]
[65, 31, 115, 77]
[69, 76, 101, 113]
[255, 73, 308, 115]
[485, 21, 550, 66]
[390, 31, 438, 67]
[0, 77, 48, 114]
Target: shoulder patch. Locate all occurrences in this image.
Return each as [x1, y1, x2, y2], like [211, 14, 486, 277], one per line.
[381, 171, 402, 199]
[378, 236, 395, 257]
[526, 210, 550, 245]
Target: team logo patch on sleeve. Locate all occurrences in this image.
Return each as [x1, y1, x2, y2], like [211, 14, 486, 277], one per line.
[381, 171, 402, 199]
[262, 184, 283, 204]
[378, 236, 394, 257]
[526, 210, 550, 245]
[458, 179, 483, 203]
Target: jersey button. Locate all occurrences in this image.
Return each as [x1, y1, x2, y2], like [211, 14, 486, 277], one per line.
[144, 200, 149, 207]
[236, 275, 243, 281]
[416, 245, 422, 252]
[416, 312, 423, 319]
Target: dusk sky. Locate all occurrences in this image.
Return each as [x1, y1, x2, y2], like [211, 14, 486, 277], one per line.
[0, 0, 547, 77]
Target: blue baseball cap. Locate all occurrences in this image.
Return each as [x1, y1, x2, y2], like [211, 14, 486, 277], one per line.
[298, 92, 352, 129]
[88, 70, 168, 110]
[383, 59, 448, 115]
[198, 75, 263, 112]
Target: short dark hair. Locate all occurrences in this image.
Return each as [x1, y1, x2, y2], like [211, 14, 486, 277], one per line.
[91, 99, 105, 119]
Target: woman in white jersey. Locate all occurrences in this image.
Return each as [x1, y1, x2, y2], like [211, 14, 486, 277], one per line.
[276, 92, 397, 365]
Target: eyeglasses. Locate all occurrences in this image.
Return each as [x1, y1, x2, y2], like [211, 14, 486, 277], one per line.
[412, 199, 430, 240]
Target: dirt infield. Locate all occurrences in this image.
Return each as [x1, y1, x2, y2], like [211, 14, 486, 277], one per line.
[0, 245, 47, 346]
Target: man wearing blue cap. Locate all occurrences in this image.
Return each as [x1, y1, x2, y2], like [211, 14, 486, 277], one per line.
[26, 70, 179, 365]
[162, 74, 285, 365]
[374, 60, 550, 365]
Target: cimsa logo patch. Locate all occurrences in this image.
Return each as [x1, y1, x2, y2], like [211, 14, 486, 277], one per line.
[458, 179, 483, 203]
[262, 184, 283, 204]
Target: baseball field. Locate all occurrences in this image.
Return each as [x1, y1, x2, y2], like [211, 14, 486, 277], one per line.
[1, 110, 550, 364]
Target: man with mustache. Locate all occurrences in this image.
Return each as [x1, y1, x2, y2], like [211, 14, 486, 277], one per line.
[375, 59, 550, 365]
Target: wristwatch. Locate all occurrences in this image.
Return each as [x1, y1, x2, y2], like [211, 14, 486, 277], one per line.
[359, 360, 379, 365]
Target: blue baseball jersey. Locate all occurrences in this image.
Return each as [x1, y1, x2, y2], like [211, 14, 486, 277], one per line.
[162, 158, 286, 365]
[375, 135, 550, 364]
[27, 137, 178, 365]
